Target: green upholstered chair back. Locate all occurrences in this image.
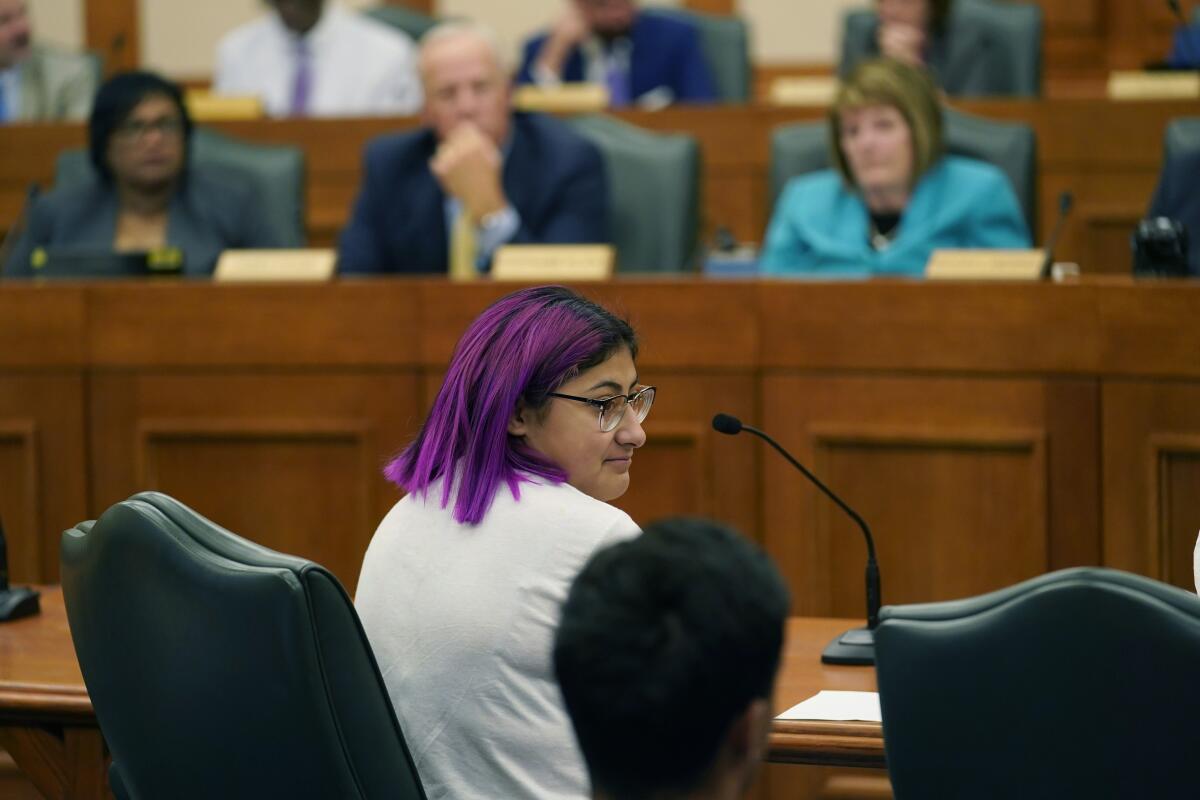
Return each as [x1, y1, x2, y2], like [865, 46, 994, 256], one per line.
[875, 567, 1200, 798]
[769, 107, 1037, 231]
[566, 114, 701, 271]
[841, 0, 1042, 98]
[1164, 116, 1200, 161]
[643, 8, 751, 103]
[362, 5, 439, 40]
[55, 127, 307, 247]
[61, 492, 426, 800]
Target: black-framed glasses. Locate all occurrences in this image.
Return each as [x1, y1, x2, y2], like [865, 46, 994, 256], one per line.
[115, 117, 184, 142]
[547, 385, 656, 433]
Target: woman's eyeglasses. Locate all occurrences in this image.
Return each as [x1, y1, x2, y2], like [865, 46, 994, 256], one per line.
[547, 386, 656, 432]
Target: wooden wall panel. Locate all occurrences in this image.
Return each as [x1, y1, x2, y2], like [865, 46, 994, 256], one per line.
[88, 372, 421, 592]
[762, 375, 1100, 617]
[1103, 381, 1200, 592]
[0, 375, 88, 584]
[85, 0, 138, 74]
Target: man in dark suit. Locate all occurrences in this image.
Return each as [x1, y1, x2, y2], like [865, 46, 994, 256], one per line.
[338, 22, 609, 275]
[516, 0, 717, 108]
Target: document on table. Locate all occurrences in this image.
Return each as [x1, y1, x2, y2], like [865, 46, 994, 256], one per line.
[776, 690, 882, 722]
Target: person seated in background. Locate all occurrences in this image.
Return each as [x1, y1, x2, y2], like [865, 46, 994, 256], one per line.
[555, 516, 790, 800]
[1165, 19, 1200, 69]
[214, 0, 420, 117]
[1147, 135, 1200, 276]
[3, 71, 285, 277]
[338, 22, 609, 275]
[760, 58, 1029, 277]
[517, 0, 717, 108]
[841, 0, 1036, 98]
[355, 285, 652, 798]
[0, 0, 97, 122]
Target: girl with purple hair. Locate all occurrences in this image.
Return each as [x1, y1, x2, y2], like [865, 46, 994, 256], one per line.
[355, 285, 655, 799]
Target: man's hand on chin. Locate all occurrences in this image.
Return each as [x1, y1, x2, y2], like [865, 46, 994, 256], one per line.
[430, 123, 509, 223]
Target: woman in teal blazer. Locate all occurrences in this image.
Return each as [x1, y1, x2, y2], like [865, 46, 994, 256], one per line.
[760, 58, 1029, 277]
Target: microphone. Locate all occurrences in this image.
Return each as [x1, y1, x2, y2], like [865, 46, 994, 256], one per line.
[0, 518, 39, 622]
[712, 413, 880, 666]
[1039, 190, 1074, 280]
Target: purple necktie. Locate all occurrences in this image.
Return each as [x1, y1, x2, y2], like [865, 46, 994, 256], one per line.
[605, 57, 630, 108]
[289, 39, 311, 117]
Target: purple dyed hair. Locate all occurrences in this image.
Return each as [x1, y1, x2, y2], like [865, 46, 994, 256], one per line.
[385, 286, 638, 525]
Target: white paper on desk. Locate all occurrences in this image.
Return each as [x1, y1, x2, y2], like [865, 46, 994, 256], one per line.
[776, 690, 881, 722]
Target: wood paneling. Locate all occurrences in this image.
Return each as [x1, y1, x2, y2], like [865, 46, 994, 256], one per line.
[762, 376, 1096, 616]
[0, 375, 88, 584]
[84, 0, 138, 75]
[1103, 381, 1200, 592]
[88, 372, 419, 592]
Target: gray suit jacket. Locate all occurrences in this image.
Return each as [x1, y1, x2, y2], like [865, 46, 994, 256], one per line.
[3, 168, 285, 277]
[17, 43, 98, 122]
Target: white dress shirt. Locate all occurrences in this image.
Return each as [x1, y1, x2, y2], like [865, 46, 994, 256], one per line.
[355, 476, 640, 799]
[214, 3, 421, 118]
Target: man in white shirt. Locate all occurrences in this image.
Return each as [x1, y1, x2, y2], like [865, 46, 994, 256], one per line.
[214, 0, 421, 118]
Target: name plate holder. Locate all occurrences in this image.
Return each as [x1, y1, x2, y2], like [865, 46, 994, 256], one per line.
[491, 245, 615, 282]
[1107, 71, 1200, 100]
[925, 249, 1045, 281]
[513, 84, 610, 113]
[214, 249, 337, 282]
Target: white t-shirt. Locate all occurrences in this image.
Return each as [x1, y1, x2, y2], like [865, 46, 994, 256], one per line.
[355, 476, 640, 799]
[214, 3, 421, 118]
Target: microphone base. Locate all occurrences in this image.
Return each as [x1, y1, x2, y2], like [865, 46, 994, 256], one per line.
[820, 625, 875, 666]
[0, 587, 40, 622]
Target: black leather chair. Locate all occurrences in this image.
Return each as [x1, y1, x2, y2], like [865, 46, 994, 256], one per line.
[60, 492, 425, 800]
[875, 567, 1200, 799]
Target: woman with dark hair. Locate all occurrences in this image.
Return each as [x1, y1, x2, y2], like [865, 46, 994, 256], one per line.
[3, 71, 282, 277]
[761, 58, 1028, 276]
[355, 285, 654, 799]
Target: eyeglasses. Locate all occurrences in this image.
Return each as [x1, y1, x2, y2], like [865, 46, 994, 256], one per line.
[114, 117, 184, 142]
[547, 385, 656, 433]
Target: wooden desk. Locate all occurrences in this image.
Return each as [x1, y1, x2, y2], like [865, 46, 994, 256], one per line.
[0, 587, 878, 797]
[0, 587, 106, 800]
[2, 277, 1198, 615]
[0, 98, 1192, 274]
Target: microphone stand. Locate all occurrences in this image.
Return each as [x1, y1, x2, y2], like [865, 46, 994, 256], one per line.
[713, 415, 879, 665]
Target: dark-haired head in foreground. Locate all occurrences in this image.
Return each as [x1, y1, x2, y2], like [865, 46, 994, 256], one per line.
[555, 517, 790, 800]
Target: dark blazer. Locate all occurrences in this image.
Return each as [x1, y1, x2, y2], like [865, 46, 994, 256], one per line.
[516, 13, 717, 105]
[338, 112, 609, 274]
[1149, 146, 1200, 276]
[3, 168, 282, 277]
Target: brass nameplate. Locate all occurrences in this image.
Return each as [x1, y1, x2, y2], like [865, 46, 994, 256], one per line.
[769, 76, 839, 107]
[1107, 71, 1200, 101]
[491, 245, 615, 281]
[184, 90, 265, 121]
[214, 249, 337, 282]
[925, 249, 1044, 281]
[513, 84, 610, 113]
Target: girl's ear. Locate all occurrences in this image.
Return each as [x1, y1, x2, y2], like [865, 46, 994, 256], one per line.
[508, 401, 528, 437]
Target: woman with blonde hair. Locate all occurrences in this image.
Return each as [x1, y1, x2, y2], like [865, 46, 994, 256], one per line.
[761, 58, 1029, 276]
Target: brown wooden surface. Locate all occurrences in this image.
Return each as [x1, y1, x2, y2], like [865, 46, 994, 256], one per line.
[84, 0, 138, 75]
[0, 587, 877, 797]
[1, 278, 1197, 610]
[1, 99, 1190, 276]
